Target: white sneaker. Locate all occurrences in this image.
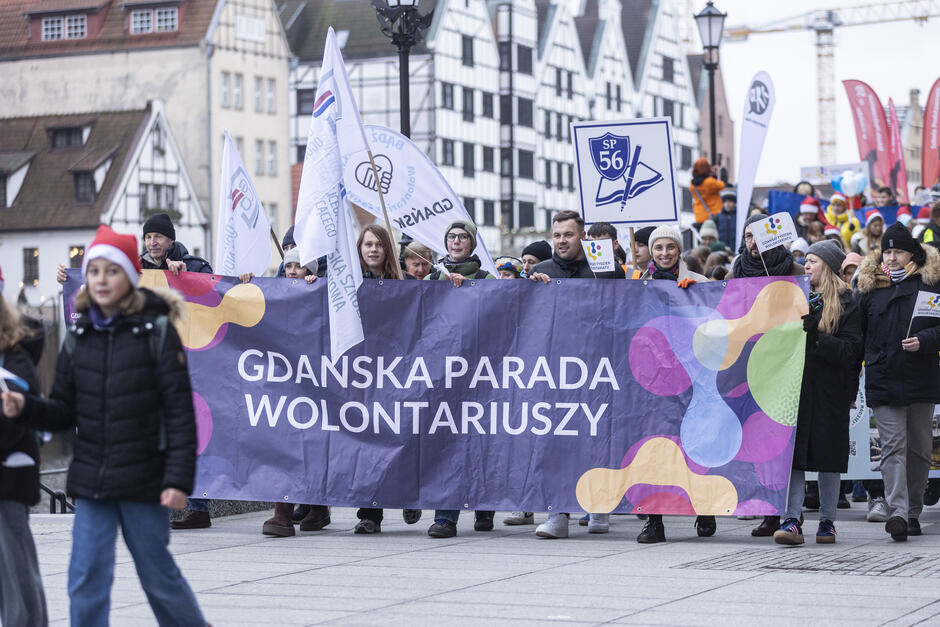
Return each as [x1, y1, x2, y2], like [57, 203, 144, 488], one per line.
[867, 497, 889, 522]
[587, 513, 610, 533]
[535, 513, 569, 538]
[502, 511, 534, 525]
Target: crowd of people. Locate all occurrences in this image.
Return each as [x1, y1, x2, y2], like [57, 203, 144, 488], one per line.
[2, 159, 940, 624]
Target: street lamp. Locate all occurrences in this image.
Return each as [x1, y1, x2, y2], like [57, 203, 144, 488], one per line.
[373, 0, 434, 139]
[694, 1, 726, 170]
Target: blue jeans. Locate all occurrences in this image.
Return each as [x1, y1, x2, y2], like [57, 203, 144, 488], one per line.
[69, 499, 205, 627]
[187, 498, 209, 512]
[786, 470, 840, 523]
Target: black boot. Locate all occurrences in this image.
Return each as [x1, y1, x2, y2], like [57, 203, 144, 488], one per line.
[695, 515, 716, 537]
[637, 514, 666, 543]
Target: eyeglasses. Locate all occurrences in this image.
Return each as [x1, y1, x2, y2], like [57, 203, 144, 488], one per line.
[446, 233, 471, 242]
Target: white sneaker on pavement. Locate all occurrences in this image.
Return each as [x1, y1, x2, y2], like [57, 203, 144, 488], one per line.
[867, 496, 889, 522]
[587, 513, 610, 533]
[535, 513, 569, 538]
[502, 511, 534, 525]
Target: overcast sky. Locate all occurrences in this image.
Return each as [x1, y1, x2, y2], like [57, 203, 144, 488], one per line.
[710, 0, 940, 187]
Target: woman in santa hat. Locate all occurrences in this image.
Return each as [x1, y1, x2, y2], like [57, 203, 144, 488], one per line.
[1, 225, 206, 626]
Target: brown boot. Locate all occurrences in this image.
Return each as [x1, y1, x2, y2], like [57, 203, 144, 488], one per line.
[262, 503, 296, 537]
[299, 505, 331, 531]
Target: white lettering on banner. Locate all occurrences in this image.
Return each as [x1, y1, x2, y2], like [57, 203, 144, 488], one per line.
[242, 396, 611, 438]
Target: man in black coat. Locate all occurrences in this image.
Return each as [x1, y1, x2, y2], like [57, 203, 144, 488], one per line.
[529, 210, 623, 282]
[140, 213, 212, 275]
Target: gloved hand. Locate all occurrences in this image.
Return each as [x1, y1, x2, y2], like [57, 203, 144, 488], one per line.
[677, 278, 697, 289]
[802, 313, 819, 333]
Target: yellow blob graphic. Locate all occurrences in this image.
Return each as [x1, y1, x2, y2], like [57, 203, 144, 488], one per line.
[704, 280, 808, 370]
[138, 270, 266, 350]
[576, 437, 739, 515]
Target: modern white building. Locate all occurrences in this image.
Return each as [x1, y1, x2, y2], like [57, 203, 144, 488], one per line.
[0, 100, 207, 301]
[0, 0, 293, 259]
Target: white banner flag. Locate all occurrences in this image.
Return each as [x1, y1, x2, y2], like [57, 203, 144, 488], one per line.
[345, 125, 498, 277]
[751, 212, 797, 253]
[913, 291, 940, 319]
[294, 27, 370, 358]
[736, 72, 775, 250]
[581, 239, 616, 273]
[215, 130, 273, 276]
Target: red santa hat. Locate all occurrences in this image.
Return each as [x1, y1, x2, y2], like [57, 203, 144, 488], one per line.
[896, 205, 913, 226]
[865, 209, 884, 224]
[824, 224, 840, 237]
[800, 196, 821, 214]
[82, 225, 142, 285]
[918, 206, 932, 225]
[829, 193, 847, 206]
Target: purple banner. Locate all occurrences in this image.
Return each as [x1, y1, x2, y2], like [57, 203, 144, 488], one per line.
[64, 270, 809, 516]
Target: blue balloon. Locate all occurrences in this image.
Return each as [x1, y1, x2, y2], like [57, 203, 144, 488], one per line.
[830, 175, 843, 193]
[856, 172, 868, 193]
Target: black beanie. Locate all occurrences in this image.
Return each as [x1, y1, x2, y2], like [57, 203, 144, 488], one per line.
[282, 225, 295, 249]
[881, 222, 921, 258]
[634, 226, 656, 246]
[521, 240, 552, 261]
[142, 213, 175, 241]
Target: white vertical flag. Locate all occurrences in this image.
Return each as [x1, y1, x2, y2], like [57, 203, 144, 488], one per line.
[735, 71, 775, 250]
[294, 27, 371, 358]
[215, 130, 273, 276]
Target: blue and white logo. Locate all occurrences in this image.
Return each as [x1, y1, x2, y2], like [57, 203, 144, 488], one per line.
[588, 132, 664, 210]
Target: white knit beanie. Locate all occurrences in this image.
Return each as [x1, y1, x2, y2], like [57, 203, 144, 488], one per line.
[648, 224, 683, 251]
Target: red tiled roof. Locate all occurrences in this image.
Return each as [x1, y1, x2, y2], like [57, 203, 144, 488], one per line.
[0, 107, 148, 230]
[0, 0, 217, 60]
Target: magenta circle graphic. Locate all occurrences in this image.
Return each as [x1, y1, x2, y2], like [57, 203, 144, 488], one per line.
[192, 391, 213, 455]
[628, 326, 691, 396]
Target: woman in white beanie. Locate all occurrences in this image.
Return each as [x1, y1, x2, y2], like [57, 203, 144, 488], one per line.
[636, 225, 710, 544]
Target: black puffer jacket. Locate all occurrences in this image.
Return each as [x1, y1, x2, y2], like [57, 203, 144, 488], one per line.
[792, 290, 863, 472]
[141, 241, 212, 274]
[533, 253, 625, 279]
[17, 288, 197, 502]
[0, 345, 41, 505]
[856, 246, 940, 407]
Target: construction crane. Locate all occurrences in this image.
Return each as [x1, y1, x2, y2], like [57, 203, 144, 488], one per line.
[724, 0, 940, 165]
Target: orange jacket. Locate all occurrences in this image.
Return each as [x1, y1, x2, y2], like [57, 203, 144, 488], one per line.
[690, 177, 725, 223]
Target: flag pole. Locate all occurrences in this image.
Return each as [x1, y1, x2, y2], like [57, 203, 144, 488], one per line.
[628, 227, 638, 277]
[270, 227, 284, 260]
[366, 150, 403, 279]
[758, 250, 770, 276]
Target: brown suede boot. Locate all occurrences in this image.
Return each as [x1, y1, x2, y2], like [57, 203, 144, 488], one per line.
[299, 505, 331, 531]
[262, 503, 296, 537]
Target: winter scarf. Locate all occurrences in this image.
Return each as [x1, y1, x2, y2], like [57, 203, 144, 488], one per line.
[648, 260, 680, 281]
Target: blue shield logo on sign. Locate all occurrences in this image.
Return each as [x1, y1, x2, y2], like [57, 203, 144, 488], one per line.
[590, 132, 630, 181]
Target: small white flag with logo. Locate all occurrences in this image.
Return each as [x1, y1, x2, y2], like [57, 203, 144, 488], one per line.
[751, 212, 797, 253]
[913, 291, 940, 319]
[215, 130, 273, 276]
[581, 239, 616, 273]
[294, 27, 370, 358]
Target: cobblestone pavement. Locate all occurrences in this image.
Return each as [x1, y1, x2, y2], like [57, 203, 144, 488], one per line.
[28, 505, 940, 626]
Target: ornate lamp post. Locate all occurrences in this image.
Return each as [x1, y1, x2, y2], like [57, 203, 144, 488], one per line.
[694, 1, 726, 167]
[373, 0, 434, 139]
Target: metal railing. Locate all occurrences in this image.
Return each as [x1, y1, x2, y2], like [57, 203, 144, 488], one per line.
[39, 467, 73, 514]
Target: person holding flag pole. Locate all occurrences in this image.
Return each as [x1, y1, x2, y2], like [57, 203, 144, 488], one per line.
[856, 222, 940, 541]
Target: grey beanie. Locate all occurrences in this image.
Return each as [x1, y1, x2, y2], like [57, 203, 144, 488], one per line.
[648, 224, 683, 251]
[805, 240, 846, 275]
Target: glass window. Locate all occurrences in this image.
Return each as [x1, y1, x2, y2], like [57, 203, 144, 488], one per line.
[68, 245, 85, 269]
[52, 128, 83, 148]
[481, 92, 494, 118]
[267, 141, 277, 176]
[500, 95, 512, 126]
[74, 173, 94, 202]
[501, 200, 514, 229]
[482, 147, 494, 172]
[663, 98, 675, 123]
[42, 17, 62, 41]
[461, 35, 474, 67]
[483, 200, 495, 226]
[517, 98, 533, 127]
[681, 146, 692, 170]
[662, 57, 674, 83]
[297, 88, 315, 115]
[155, 7, 178, 32]
[555, 113, 563, 140]
[498, 41, 511, 71]
[500, 148, 512, 176]
[442, 139, 455, 166]
[221, 72, 231, 108]
[462, 87, 474, 122]
[65, 15, 86, 39]
[23, 248, 39, 286]
[519, 201, 534, 228]
[544, 110, 552, 136]
[544, 160, 552, 186]
[266, 78, 276, 113]
[606, 82, 612, 109]
[566, 71, 574, 99]
[616, 85, 623, 112]
[463, 197, 475, 222]
[441, 82, 454, 110]
[255, 139, 264, 175]
[517, 45, 533, 74]
[233, 73, 243, 109]
[568, 164, 574, 191]
[555, 67, 562, 97]
[556, 162, 564, 190]
[130, 10, 152, 34]
[0, 175, 6, 208]
[463, 143, 474, 178]
[518, 150, 534, 179]
[254, 76, 263, 112]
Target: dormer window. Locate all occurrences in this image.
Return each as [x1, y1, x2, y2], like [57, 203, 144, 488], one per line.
[52, 127, 84, 148]
[131, 7, 179, 34]
[42, 15, 87, 41]
[74, 172, 95, 203]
